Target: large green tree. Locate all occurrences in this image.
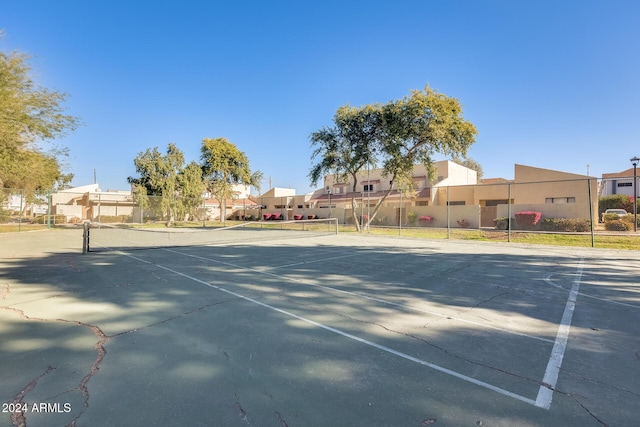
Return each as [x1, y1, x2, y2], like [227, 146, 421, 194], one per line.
[200, 137, 262, 222]
[309, 85, 478, 229]
[0, 41, 79, 195]
[128, 143, 202, 225]
[309, 105, 379, 230]
[178, 161, 206, 220]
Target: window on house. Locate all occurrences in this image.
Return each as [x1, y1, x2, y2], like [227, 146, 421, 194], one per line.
[545, 197, 576, 204]
[416, 201, 429, 206]
[617, 182, 632, 187]
[484, 199, 509, 207]
[363, 184, 374, 192]
[447, 201, 465, 206]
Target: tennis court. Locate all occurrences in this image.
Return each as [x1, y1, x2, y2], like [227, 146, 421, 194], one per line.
[1, 224, 639, 426]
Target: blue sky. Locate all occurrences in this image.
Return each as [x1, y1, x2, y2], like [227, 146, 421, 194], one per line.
[3, 1, 639, 194]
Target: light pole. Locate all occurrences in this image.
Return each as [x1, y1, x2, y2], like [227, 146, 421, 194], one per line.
[632, 156, 639, 232]
[326, 187, 332, 218]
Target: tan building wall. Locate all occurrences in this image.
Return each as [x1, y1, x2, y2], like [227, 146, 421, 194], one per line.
[317, 160, 478, 209]
[308, 163, 598, 226]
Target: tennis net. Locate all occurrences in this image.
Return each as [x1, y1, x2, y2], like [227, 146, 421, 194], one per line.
[83, 218, 338, 252]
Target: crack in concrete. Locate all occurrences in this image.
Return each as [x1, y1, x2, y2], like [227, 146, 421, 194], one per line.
[0, 305, 109, 427]
[66, 322, 109, 427]
[562, 369, 640, 399]
[10, 366, 56, 427]
[568, 393, 609, 427]
[1, 287, 237, 427]
[234, 393, 250, 425]
[274, 410, 289, 427]
[332, 309, 548, 389]
[110, 299, 237, 338]
[1, 283, 9, 300]
[65, 259, 80, 272]
[465, 291, 511, 312]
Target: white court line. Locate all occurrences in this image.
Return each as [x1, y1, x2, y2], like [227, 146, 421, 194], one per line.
[544, 273, 640, 309]
[535, 258, 584, 410]
[167, 248, 555, 344]
[271, 253, 360, 268]
[118, 250, 538, 408]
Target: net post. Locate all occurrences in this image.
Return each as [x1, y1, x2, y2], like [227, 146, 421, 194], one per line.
[82, 221, 90, 254]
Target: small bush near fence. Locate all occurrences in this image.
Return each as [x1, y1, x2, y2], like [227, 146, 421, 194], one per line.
[621, 214, 639, 228]
[418, 215, 434, 226]
[407, 212, 418, 225]
[602, 213, 623, 222]
[456, 219, 471, 228]
[98, 215, 133, 223]
[515, 211, 542, 229]
[494, 217, 514, 230]
[496, 216, 590, 232]
[605, 220, 631, 231]
[541, 218, 591, 232]
[601, 212, 638, 230]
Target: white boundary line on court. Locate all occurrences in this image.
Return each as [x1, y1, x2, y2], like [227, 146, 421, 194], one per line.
[535, 258, 584, 410]
[544, 273, 640, 309]
[167, 248, 556, 344]
[119, 250, 539, 408]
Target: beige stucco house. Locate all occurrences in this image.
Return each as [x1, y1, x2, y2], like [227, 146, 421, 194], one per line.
[302, 162, 597, 227]
[52, 184, 134, 222]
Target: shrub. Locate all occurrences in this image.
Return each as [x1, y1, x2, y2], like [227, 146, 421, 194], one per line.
[541, 218, 562, 231]
[494, 217, 514, 230]
[605, 220, 631, 231]
[621, 214, 639, 227]
[602, 213, 623, 222]
[541, 218, 591, 232]
[98, 215, 132, 223]
[515, 211, 542, 229]
[418, 215, 434, 226]
[373, 216, 387, 225]
[456, 219, 471, 228]
[407, 212, 418, 225]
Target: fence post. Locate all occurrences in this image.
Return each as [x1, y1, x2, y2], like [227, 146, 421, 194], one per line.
[47, 191, 52, 229]
[588, 178, 595, 247]
[83, 221, 89, 254]
[507, 183, 512, 243]
[446, 185, 451, 239]
[399, 189, 403, 236]
[18, 189, 23, 232]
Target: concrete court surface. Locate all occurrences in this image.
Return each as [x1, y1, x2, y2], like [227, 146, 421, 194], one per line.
[0, 227, 639, 427]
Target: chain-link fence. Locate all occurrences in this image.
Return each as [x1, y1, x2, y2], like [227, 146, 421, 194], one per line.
[0, 188, 259, 227]
[2, 177, 639, 247]
[0, 188, 56, 230]
[330, 177, 639, 244]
